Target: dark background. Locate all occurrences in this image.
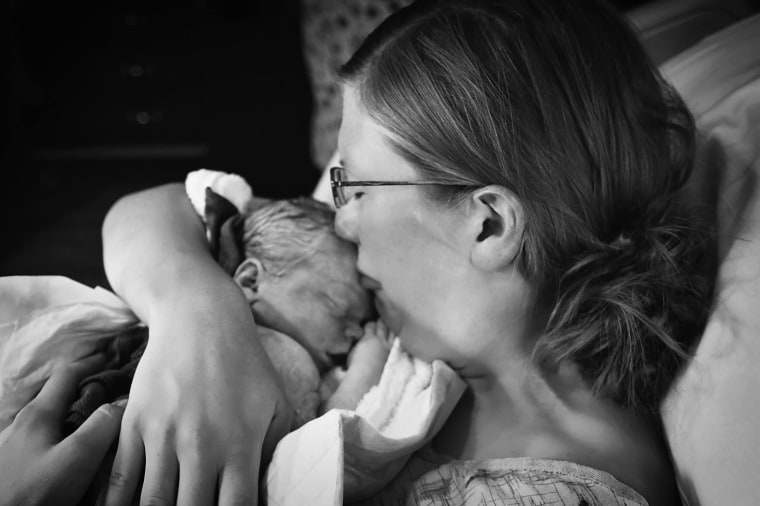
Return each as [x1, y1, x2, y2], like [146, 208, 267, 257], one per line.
[1, 0, 648, 288]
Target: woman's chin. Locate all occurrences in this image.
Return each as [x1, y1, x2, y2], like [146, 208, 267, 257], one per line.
[374, 292, 403, 335]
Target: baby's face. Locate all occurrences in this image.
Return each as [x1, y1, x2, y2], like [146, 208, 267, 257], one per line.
[256, 240, 374, 371]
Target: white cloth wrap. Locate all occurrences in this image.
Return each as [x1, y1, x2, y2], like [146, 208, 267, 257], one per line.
[264, 339, 466, 505]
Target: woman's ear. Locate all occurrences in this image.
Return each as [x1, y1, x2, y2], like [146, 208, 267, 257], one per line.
[233, 258, 263, 304]
[467, 185, 524, 272]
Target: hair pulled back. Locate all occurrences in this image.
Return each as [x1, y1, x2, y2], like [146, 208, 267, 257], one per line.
[339, 0, 712, 411]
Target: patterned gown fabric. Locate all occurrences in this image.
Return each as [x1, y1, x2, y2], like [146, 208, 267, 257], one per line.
[353, 446, 648, 506]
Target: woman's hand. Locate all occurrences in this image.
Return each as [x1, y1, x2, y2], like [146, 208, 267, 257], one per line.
[104, 292, 292, 505]
[102, 184, 292, 505]
[0, 355, 125, 506]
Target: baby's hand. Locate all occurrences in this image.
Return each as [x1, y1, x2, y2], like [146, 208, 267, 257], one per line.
[347, 320, 393, 373]
[320, 321, 393, 413]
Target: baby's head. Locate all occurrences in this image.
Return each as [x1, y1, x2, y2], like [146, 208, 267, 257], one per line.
[231, 197, 374, 371]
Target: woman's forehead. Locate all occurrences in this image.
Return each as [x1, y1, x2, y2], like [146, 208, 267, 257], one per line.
[337, 85, 374, 172]
[338, 86, 415, 179]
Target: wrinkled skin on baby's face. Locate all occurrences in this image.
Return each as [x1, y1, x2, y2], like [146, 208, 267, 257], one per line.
[252, 240, 374, 371]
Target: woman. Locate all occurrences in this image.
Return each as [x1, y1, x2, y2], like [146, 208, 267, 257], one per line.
[101, 0, 711, 504]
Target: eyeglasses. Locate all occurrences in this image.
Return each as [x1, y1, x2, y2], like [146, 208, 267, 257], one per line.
[329, 166, 464, 208]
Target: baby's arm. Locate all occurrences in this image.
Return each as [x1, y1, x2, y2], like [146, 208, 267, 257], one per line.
[320, 321, 393, 413]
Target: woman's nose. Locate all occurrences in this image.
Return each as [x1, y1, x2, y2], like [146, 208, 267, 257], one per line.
[334, 204, 359, 243]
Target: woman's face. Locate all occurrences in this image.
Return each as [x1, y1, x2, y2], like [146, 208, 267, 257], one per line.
[334, 85, 480, 364]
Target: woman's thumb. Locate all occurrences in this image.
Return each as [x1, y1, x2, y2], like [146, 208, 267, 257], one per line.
[57, 400, 126, 471]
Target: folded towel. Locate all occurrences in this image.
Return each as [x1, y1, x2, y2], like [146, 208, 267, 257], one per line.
[263, 338, 467, 505]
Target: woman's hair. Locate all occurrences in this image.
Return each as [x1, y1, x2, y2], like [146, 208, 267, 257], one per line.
[241, 197, 342, 277]
[339, 0, 713, 412]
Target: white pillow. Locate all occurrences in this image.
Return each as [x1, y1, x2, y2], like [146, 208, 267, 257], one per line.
[659, 14, 760, 506]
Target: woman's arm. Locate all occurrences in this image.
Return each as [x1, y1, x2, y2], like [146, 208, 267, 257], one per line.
[102, 183, 291, 505]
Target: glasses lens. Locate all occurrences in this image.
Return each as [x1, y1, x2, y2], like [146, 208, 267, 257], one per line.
[330, 167, 346, 208]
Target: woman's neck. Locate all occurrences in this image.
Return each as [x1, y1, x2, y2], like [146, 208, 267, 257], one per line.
[432, 358, 678, 506]
[432, 358, 575, 461]
[433, 357, 659, 459]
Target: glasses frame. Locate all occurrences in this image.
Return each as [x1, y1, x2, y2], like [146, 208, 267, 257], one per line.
[329, 166, 463, 208]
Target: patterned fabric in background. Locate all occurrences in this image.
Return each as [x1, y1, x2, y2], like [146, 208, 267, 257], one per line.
[301, 0, 414, 168]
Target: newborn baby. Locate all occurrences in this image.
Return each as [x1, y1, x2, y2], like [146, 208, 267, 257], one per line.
[224, 194, 390, 425]
[67, 177, 390, 431]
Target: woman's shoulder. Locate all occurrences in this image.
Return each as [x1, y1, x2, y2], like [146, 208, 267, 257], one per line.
[353, 446, 649, 506]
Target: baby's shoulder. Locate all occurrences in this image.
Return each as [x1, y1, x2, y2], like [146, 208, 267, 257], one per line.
[258, 327, 321, 427]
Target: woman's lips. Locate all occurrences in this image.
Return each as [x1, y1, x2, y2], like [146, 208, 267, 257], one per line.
[359, 273, 382, 291]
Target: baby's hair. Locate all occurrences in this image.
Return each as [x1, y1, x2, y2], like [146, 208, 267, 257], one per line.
[241, 197, 341, 277]
[339, 0, 713, 412]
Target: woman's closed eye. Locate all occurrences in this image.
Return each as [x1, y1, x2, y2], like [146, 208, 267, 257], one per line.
[346, 189, 365, 202]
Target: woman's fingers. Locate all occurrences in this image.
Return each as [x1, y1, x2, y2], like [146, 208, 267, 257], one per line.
[104, 423, 145, 506]
[217, 451, 259, 506]
[51, 401, 126, 500]
[17, 354, 107, 435]
[30, 354, 106, 418]
[60, 400, 125, 461]
[177, 455, 216, 506]
[140, 440, 180, 506]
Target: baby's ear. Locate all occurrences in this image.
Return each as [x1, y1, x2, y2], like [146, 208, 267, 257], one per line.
[233, 258, 263, 304]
